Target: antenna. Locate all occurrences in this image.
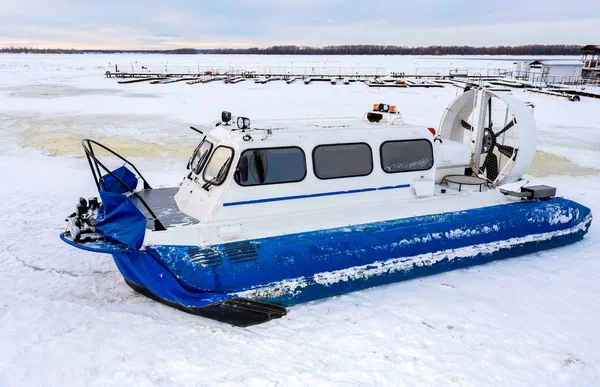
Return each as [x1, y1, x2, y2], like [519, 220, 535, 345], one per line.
[189, 126, 204, 135]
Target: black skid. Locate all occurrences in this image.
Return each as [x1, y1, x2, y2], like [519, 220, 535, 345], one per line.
[124, 279, 287, 327]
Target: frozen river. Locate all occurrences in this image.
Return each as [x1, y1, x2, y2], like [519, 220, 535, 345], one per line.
[0, 54, 598, 386]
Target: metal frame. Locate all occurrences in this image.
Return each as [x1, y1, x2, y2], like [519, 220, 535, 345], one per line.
[81, 139, 166, 231]
[442, 175, 488, 192]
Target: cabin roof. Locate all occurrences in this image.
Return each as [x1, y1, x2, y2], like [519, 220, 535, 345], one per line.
[581, 45, 600, 53]
[205, 115, 431, 147]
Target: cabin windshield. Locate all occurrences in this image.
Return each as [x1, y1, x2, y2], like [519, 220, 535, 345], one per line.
[190, 139, 213, 174]
[203, 146, 234, 186]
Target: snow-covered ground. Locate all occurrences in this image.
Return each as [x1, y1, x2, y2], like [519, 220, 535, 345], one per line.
[0, 54, 598, 386]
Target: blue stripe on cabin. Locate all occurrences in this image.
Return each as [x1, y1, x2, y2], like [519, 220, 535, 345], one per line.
[222, 184, 411, 207]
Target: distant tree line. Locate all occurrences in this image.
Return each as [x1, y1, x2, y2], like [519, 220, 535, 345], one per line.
[0, 46, 167, 54]
[205, 44, 583, 55]
[0, 46, 83, 54]
[0, 44, 584, 55]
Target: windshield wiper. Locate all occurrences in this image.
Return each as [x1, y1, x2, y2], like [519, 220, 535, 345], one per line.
[202, 157, 231, 191]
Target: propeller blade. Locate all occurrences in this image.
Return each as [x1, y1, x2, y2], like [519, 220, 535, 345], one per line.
[497, 144, 518, 158]
[482, 152, 499, 181]
[461, 120, 473, 131]
[495, 118, 517, 138]
[488, 97, 493, 128]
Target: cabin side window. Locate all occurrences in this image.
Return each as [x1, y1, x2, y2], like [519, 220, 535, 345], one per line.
[236, 147, 306, 186]
[312, 143, 373, 180]
[380, 140, 434, 173]
[202, 146, 234, 186]
[189, 139, 213, 174]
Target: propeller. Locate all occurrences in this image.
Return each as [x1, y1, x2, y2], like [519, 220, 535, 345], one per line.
[462, 97, 519, 182]
[482, 153, 498, 181]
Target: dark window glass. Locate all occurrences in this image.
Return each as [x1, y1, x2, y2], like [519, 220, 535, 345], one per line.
[202, 146, 234, 186]
[313, 143, 373, 179]
[189, 139, 213, 174]
[380, 140, 433, 173]
[236, 147, 306, 186]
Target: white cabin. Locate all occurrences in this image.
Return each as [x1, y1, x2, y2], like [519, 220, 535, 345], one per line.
[175, 110, 470, 218]
[140, 106, 515, 247]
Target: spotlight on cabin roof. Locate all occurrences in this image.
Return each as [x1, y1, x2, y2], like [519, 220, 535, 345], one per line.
[367, 112, 383, 122]
[221, 111, 232, 125]
[372, 103, 396, 113]
[237, 116, 251, 130]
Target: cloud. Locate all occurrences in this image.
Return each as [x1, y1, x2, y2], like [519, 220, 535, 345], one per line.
[256, 18, 600, 47]
[0, 0, 598, 48]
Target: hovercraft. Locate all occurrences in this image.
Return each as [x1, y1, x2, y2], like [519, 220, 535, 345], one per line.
[61, 89, 592, 326]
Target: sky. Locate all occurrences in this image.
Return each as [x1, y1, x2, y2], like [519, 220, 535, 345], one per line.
[0, 0, 599, 49]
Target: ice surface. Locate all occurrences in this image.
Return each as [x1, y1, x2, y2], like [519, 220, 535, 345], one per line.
[0, 54, 599, 386]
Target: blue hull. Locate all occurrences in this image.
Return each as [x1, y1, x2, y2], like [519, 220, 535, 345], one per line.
[105, 197, 591, 309]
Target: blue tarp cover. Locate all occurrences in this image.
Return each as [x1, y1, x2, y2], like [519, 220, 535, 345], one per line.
[96, 191, 147, 249]
[101, 166, 138, 194]
[113, 251, 230, 307]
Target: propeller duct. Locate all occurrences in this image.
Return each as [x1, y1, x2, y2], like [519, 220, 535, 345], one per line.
[439, 89, 537, 186]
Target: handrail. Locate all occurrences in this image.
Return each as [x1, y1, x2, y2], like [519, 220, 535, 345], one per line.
[81, 139, 165, 231]
[82, 139, 152, 190]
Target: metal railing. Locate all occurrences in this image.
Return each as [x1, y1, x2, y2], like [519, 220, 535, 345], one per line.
[504, 70, 600, 89]
[81, 139, 165, 231]
[108, 63, 387, 77]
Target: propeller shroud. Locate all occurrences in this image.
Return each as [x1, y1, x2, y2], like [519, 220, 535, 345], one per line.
[439, 89, 537, 186]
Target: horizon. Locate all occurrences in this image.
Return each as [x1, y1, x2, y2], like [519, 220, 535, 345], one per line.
[0, 44, 588, 54]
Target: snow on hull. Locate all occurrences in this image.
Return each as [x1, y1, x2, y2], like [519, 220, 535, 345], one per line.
[239, 212, 591, 306]
[101, 197, 592, 316]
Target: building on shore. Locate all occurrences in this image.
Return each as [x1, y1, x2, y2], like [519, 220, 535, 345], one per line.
[515, 60, 583, 78]
[581, 45, 600, 79]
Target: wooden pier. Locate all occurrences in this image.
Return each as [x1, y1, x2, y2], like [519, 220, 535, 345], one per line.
[104, 66, 600, 99]
[105, 70, 502, 81]
[525, 88, 581, 101]
[552, 88, 600, 100]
